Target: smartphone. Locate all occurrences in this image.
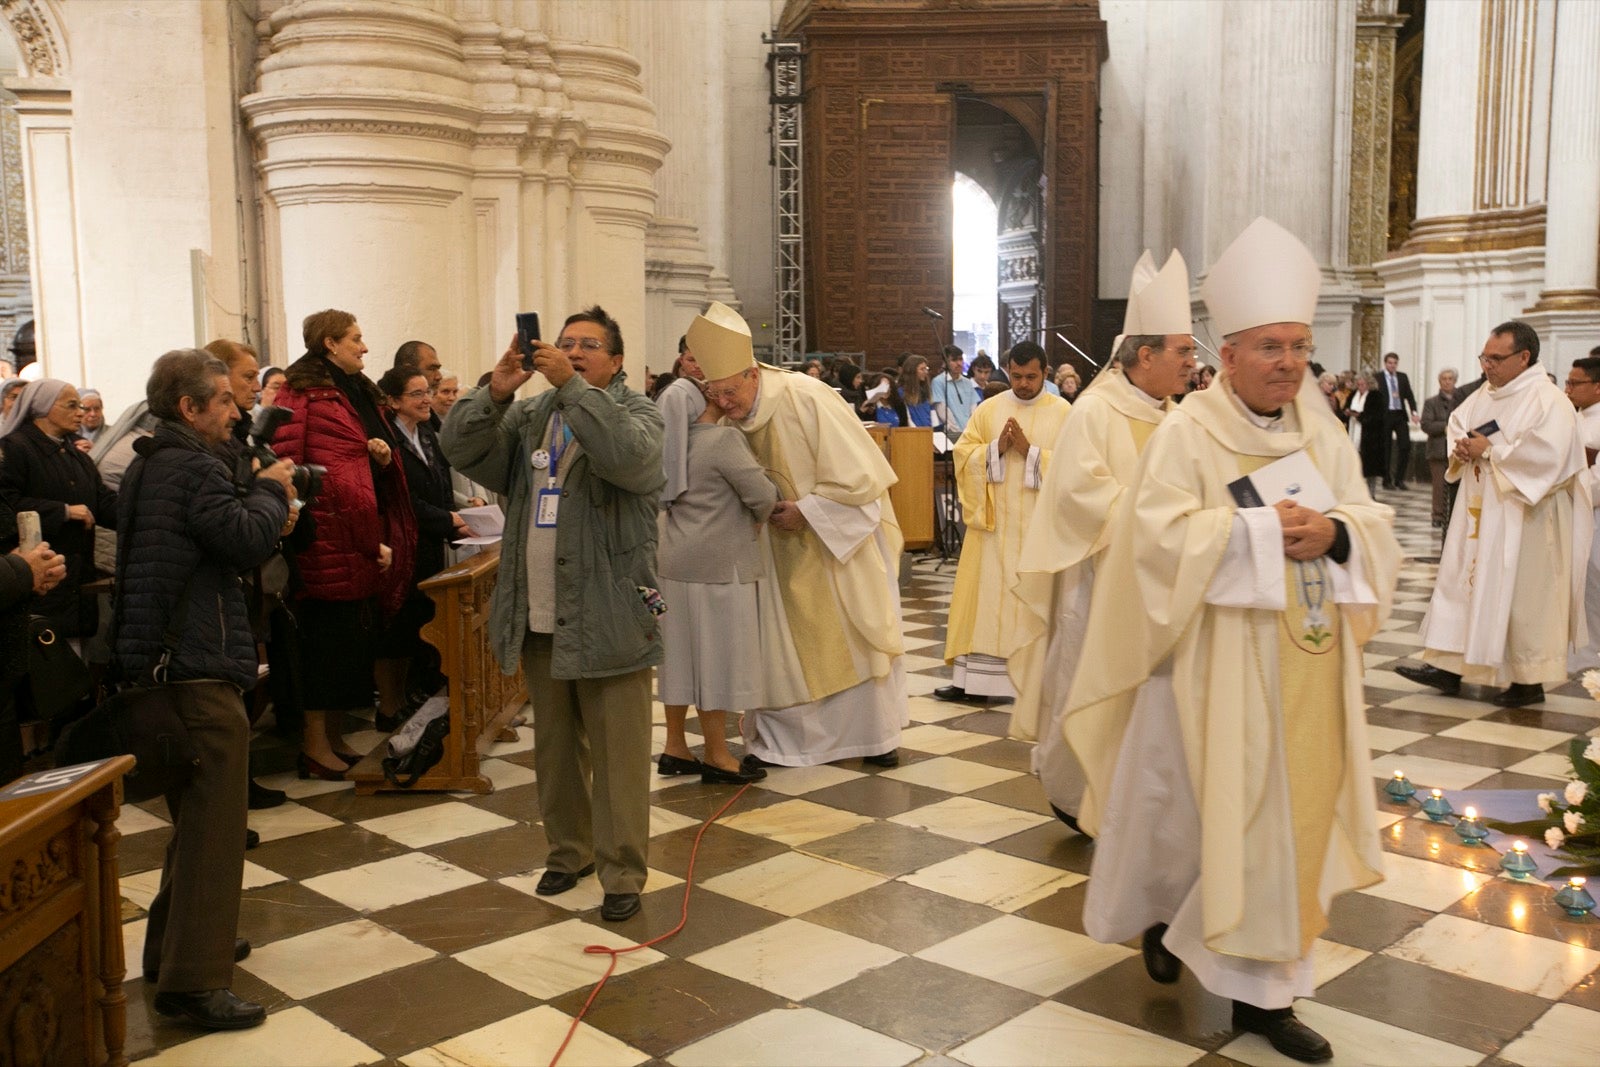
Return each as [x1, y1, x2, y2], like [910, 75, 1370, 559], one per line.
[516, 312, 541, 372]
[17, 510, 40, 552]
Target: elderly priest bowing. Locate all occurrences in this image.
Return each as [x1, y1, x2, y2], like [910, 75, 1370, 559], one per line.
[696, 302, 908, 768]
[1062, 217, 1401, 1063]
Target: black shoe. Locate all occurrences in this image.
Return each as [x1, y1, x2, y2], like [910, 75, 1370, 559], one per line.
[1141, 924, 1181, 984]
[1232, 1001, 1333, 1063]
[702, 762, 765, 784]
[1393, 663, 1461, 696]
[535, 862, 595, 896]
[601, 892, 641, 921]
[862, 749, 900, 768]
[1049, 804, 1082, 833]
[932, 685, 968, 702]
[741, 754, 780, 773]
[152, 989, 266, 1030]
[985, 695, 1015, 707]
[147, 939, 251, 984]
[1492, 683, 1544, 707]
[1382, 481, 1397, 490]
[244, 828, 260, 851]
[247, 779, 286, 810]
[657, 753, 704, 776]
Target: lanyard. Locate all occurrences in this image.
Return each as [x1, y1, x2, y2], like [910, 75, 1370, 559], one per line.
[546, 413, 571, 489]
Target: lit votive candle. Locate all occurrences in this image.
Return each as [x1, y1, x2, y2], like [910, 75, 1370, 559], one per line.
[1385, 770, 1417, 802]
[1500, 840, 1538, 879]
[1454, 805, 1489, 845]
[1554, 877, 1597, 918]
[1421, 788, 1454, 821]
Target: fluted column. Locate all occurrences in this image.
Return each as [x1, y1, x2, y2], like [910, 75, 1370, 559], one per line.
[1347, 0, 1406, 370]
[1531, 0, 1600, 310]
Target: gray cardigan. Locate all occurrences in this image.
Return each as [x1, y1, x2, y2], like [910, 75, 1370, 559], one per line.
[1420, 391, 1454, 461]
[658, 424, 777, 584]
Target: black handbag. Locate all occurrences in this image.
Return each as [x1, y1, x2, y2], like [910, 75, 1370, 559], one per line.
[381, 713, 451, 788]
[23, 614, 92, 721]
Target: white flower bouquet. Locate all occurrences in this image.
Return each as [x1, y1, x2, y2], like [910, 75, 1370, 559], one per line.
[1487, 673, 1600, 877]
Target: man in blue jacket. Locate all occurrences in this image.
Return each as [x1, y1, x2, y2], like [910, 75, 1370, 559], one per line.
[116, 348, 292, 1030]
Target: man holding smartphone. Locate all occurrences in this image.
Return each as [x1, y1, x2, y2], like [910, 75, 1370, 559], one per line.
[440, 306, 663, 923]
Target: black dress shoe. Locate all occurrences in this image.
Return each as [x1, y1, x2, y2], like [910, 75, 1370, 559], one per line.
[741, 754, 780, 773]
[702, 762, 765, 784]
[152, 989, 266, 1030]
[657, 753, 704, 776]
[1393, 663, 1461, 696]
[536, 863, 595, 896]
[1049, 804, 1082, 833]
[147, 939, 251, 983]
[1232, 1001, 1332, 1063]
[1492, 682, 1545, 707]
[601, 892, 641, 921]
[1141, 923, 1181, 984]
[247, 779, 286, 810]
[932, 685, 968, 702]
[862, 749, 900, 768]
[244, 828, 260, 850]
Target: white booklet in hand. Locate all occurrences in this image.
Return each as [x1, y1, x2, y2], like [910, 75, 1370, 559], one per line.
[1226, 449, 1337, 512]
[455, 503, 506, 545]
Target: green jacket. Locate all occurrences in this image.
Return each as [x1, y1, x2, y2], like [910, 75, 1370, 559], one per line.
[439, 371, 665, 678]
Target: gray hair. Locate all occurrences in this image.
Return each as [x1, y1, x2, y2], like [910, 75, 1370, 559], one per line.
[1437, 367, 1458, 381]
[1115, 334, 1167, 371]
[147, 348, 229, 420]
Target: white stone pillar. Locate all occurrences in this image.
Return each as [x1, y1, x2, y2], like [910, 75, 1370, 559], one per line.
[6, 82, 81, 380]
[1411, 0, 1482, 223]
[1532, 0, 1600, 309]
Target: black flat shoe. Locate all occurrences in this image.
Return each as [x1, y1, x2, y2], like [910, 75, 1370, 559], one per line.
[702, 762, 765, 784]
[152, 989, 266, 1031]
[1141, 924, 1181, 984]
[1394, 663, 1461, 696]
[741, 754, 780, 773]
[932, 685, 968, 703]
[1492, 683, 1544, 707]
[247, 779, 286, 810]
[862, 749, 900, 768]
[148, 939, 251, 983]
[657, 753, 704, 776]
[536, 862, 595, 896]
[1050, 804, 1082, 833]
[601, 892, 641, 922]
[1232, 1001, 1332, 1063]
[245, 828, 260, 850]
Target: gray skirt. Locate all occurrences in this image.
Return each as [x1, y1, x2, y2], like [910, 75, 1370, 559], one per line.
[655, 576, 761, 711]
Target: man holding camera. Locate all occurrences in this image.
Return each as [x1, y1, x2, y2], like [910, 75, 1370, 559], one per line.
[116, 348, 292, 1029]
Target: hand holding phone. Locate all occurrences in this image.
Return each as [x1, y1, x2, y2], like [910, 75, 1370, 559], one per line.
[516, 312, 541, 372]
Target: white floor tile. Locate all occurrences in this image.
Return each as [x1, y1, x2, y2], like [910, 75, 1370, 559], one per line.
[1383, 912, 1600, 998]
[252, 769, 354, 801]
[500, 867, 683, 912]
[1439, 719, 1574, 752]
[750, 763, 868, 797]
[1378, 694, 1497, 720]
[898, 723, 999, 754]
[120, 868, 163, 911]
[302, 852, 484, 912]
[1359, 852, 1492, 912]
[1498, 1003, 1600, 1067]
[1217, 998, 1482, 1066]
[649, 805, 703, 837]
[240, 919, 435, 1000]
[141, 1006, 381, 1066]
[454, 918, 666, 999]
[241, 859, 285, 891]
[668, 1006, 920, 1067]
[1524, 693, 1600, 717]
[246, 801, 343, 844]
[123, 917, 147, 979]
[917, 915, 1132, 996]
[687, 917, 902, 1000]
[949, 1001, 1203, 1066]
[1366, 752, 1497, 790]
[404, 1005, 648, 1067]
[889, 795, 1052, 844]
[1310, 938, 1371, 987]
[701, 852, 885, 915]
[900, 848, 1083, 911]
[719, 798, 875, 846]
[1507, 751, 1574, 780]
[357, 801, 517, 848]
[116, 804, 170, 836]
[876, 755, 1021, 794]
[906, 695, 976, 723]
[1364, 725, 1428, 753]
[476, 757, 538, 792]
[485, 723, 536, 756]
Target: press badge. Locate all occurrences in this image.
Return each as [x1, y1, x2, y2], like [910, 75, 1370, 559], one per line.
[535, 487, 560, 527]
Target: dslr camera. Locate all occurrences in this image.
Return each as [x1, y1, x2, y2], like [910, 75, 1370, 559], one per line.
[245, 406, 325, 506]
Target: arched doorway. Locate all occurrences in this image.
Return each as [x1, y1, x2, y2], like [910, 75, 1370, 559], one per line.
[951, 172, 997, 360]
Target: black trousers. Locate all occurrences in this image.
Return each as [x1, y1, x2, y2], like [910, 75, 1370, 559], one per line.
[1384, 410, 1411, 485]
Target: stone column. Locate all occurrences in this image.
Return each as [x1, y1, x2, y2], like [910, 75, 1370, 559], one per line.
[1531, 0, 1600, 310]
[7, 82, 81, 379]
[1347, 0, 1406, 370]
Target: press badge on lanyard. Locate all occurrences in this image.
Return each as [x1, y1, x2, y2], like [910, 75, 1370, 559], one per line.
[534, 413, 568, 528]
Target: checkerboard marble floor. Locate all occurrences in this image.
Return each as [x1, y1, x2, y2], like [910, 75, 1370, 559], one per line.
[119, 487, 1600, 1065]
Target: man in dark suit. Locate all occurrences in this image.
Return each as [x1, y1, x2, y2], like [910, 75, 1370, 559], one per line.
[1378, 351, 1418, 489]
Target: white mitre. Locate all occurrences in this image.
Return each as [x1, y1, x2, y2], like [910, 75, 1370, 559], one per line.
[1125, 250, 1192, 336]
[1109, 250, 1159, 359]
[687, 300, 755, 382]
[1200, 216, 1321, 337]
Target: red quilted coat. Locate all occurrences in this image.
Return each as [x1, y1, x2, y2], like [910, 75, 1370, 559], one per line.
[271, 352, 416, 615]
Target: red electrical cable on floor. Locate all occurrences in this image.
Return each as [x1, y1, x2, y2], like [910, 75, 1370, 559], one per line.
[547, 782, 753, 1067]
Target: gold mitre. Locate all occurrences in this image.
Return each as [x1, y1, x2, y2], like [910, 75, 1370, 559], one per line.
[1200, 216, 1321, 338]
[687, 301, 754, 382]
[1124, 250, 1192, 336]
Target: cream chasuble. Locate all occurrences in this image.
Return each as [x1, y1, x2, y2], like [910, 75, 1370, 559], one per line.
[944, 390, 1071, 664]
[1419, 364, 1591, 686]
[1062, 375, 1398, 978]
[728, 367, 909, 765]
[1572, 404, 1600, 670]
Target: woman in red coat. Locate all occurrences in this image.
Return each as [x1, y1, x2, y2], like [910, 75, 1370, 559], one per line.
[271, 309, 415, 777]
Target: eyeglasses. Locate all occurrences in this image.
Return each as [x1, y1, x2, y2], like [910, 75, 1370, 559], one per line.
[705, 371, 753, 403]
[1565, 378, 1597, 389]
[1480, 350, 1527, 366]
[555, 337, 609, 353]
[400, 389, 432, 400]
[1248, 341, 1316, 362]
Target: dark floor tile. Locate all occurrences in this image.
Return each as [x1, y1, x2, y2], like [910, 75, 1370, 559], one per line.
[802, 880, 999, 954]
[306, 956, 537, 1058]
[1053, 956, 1236, 1052]
[1188, 1054, 1253, 1067]
[647, 823, 789, 881]
[1014, 881, 1090, 933]
[904, 625, 946, 641]
[1471, 771, 1572, 790]
[910, 664, 956, 679]
[654, 780, 788, 823]
[1316, 954, 1549, 1054]
[459, 781, 541, 823]
[807, 955, 1041, 1052]
[493, 746, 541, 771]
[802, 775, 951, 819]
[119, 828, 171, 875]
[802, 821, 971, 878]
[965, 773, 1055, 817]
[1365, 706, 1469, 734]
[1561, 964, 1600, 1012]
[293, 787, 452, 822]
[625, 887, 784, 959]
[424, 822, 550, 879]
[1444, 876, 1600, 950]
[1321, 889, 1432, 951]
[1398, 735, 1538, 769]
[1379, 813, 1506, 875]
[372, 880, 566, 955]
[903, 610, 947, 625]
[237, 881, 357, 948]
[1365, 641, 1427, 660]
[548, 958, 783, 1057]
[942, 709, 1013, 736]
[986, 820, 1094, 873]
[243, 823, 411, 882]
[1481, 705, 1598, 735]
[958, 738, 1035, 774]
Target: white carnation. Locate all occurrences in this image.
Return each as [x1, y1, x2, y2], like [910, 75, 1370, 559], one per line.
[1567, 780, 1589, 806]
[1538, 792, 1556, 813]
[1584, 670, 1600, 699]
[1565, 810, 1585, 834]
[1586, 737, 1600, 765]
[1547, 827, 1566, 849]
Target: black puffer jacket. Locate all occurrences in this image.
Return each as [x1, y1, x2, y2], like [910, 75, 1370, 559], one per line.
[112, 421, 288, 690]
